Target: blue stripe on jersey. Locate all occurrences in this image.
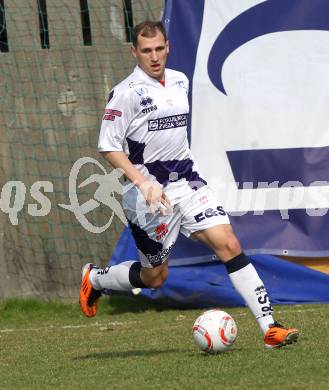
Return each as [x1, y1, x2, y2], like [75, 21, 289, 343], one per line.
[144, 159, 207, 188]
[127, 137, 145, 164]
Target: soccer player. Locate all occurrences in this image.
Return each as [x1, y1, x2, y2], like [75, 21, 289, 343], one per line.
[80, 21, 299, 349]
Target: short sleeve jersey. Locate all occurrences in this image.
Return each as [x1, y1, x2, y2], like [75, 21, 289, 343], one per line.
[98, 66, 206, 204]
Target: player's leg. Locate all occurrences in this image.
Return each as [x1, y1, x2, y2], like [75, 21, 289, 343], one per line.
[180, 187, 299, 348]
[79, 259, 169, 318]
[80, 199, 181, 317]
[193, 224, 275, 330]
[93, 257, 169, 291]
[193, 224, 299, 348]
[79, 248, 170, 319]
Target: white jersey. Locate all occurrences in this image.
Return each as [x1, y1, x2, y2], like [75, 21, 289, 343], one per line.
[98, 65, 207, 204]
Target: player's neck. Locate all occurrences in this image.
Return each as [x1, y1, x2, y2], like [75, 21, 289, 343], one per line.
[159, 79, 165, 87]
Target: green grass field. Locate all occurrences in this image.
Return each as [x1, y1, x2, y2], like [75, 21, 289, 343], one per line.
[0, 296, 328, 389]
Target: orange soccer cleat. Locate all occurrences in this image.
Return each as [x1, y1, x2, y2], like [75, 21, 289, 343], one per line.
[79, 263, 102, 318]
[264, 322, 299, 349]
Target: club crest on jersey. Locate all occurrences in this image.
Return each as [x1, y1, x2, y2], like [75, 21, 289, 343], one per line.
[140, 96, 157, 114]
[133, 86, 148, 96]
[102, 109, 122, 121]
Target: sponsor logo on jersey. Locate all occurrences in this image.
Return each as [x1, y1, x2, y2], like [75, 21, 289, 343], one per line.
[194, 206, 226, 223]
[146, 243, 174, 265]
[102, 109, 122, 121]
[140, 96, 158, 114]
[140, 96, 153, 106]
[154, 222, 169, 241]
[142, 105, 158, 114]
[148, 113, 188, 131]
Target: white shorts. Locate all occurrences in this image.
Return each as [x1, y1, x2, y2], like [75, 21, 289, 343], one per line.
[122, 185, 230, 268]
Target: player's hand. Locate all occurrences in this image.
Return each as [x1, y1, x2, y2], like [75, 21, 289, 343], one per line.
[138, 180, 172, 215]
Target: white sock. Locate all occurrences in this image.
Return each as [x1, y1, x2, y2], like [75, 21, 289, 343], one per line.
[228, 263, 274, 335]
[90, 261, 136, 291]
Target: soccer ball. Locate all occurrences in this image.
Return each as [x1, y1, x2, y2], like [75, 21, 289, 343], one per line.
[192, 309, 237, 354]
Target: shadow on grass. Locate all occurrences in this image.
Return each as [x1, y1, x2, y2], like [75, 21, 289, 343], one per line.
[75, 348, 191, 360]
[104, 291, 218, 315]
[103, 293, 171, 315]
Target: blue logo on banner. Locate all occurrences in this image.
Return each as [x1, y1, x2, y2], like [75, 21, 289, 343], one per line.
[206, 0, 329, 188]
[208, 0, 329, 95]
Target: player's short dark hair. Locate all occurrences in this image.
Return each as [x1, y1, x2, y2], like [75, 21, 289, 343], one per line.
[132, 21, 167, 47]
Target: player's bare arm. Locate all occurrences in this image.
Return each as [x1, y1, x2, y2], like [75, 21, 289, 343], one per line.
[101, 150, 171, 214]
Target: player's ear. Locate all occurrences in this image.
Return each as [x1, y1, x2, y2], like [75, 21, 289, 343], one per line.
[131, 45, 137, 58]
[166, 40, 170, 54]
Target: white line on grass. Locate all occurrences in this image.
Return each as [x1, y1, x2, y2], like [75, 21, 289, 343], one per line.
[0, 307, 324, 334]
[233, 307, 322, 317]
[0, 321, 137, 334]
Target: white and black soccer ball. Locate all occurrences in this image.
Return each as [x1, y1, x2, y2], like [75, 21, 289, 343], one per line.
[192, 309, 237, 354]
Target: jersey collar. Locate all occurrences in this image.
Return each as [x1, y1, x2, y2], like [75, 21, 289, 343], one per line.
[133, 65, 166, 88]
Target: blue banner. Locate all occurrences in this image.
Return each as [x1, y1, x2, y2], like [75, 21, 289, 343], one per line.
[164, 0, 329, 256]
[109, 228, 329, 306]
[108, 1, 329, 308]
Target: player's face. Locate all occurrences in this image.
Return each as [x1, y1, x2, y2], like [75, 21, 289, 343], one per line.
[132, 31, 169, 81]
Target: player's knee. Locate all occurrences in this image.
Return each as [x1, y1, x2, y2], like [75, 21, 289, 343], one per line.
[216, 232, 242, 261]
[225, 233, 241, 255]
[147, 275, 166, 289]
[151, 266, 169, 288]
[141, 262, 168, 289]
